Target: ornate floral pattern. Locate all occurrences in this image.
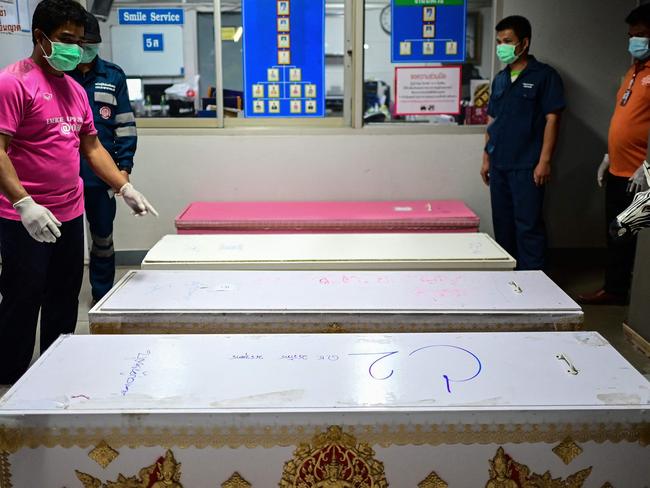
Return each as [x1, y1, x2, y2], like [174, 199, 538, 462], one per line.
[88, 440, 120, 469]
[222, 472, 252, 488]
[279, 426, 388, 487]
[76, 449, 183, 488]
[418, 471, 448, 488]
[1, 422, 647, 453]
[486, 447, 592, 488]
[552, 437, 583, 465]
[0, 451, 12, 488]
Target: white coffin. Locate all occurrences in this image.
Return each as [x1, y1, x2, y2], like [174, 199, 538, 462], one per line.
[89, 270, 583, 334]
[141, 232, 517, 270]
[1, 332, 648, 487]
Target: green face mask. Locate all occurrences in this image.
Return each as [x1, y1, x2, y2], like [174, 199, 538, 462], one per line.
[80, 43, 100, 64]
[39, 33, 83, 72]
[496, 43, 520, 65]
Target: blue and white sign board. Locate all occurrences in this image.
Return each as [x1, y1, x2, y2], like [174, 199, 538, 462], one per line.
[143, 33, 164, 52]
[111, 25, 183, 77]
[118, 8, 184, 25]
[242, 0, 325, 118]
[391, 0, 466, 63]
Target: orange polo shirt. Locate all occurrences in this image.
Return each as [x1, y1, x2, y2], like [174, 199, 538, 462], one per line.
[608, 60, 650, 177]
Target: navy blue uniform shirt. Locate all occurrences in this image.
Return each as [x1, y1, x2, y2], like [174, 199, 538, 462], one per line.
[486, 56, 565, 170]
[69, 57, 137, 188]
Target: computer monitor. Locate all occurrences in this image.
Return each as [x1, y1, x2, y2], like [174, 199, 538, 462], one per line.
[89, 0, 114, 21]
[126, 78, 144, 102]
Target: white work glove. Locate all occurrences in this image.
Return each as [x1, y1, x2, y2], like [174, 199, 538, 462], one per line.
[117, 183, 159, 217]
[13, 196, 61, 243]
[597, 154, 610, 188]
[627, 162, 650, 194]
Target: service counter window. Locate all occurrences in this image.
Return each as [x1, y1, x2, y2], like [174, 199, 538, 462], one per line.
[96, 1, 219, 126]
[363, 0, 495, 127]
[85, 0, 493, 130]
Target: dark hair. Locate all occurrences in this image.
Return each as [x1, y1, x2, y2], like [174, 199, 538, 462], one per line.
[32, 0, 87, 45]
[496, 15, 532, 46]
[626, 4, 650, 27]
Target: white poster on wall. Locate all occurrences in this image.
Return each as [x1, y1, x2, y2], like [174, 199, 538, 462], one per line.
[0, 0, 19, 33]
[0, 0, 32, 34]
[394, 66, 462, 116]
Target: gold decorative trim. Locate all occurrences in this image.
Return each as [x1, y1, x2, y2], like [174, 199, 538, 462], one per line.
[279, 426, 388, 487]
[324, 323, 347, 333]
[552, 437, 583, 465]
[75, 471, 102, 488]
[487, 446, 592, 487]
[418, 471, 448, 488]
[222, 471, 252, 488]
[1, 422, 648, 453]
[89, 319, 582, 335]
[77, 449, 183, 487]
[88, 440, 119, 469]
[0, 451, 12, 488]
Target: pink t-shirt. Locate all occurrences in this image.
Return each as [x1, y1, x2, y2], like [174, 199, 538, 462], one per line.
[0, 58, 97, 222]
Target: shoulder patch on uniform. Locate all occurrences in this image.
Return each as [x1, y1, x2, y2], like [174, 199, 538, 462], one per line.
[99, 106, 112, 119]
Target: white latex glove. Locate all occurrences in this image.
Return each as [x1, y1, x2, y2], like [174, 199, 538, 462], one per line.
[117, 183, 159, 217]
[12, 196, 61, 243]
[597, 154, 610, 188]
[627, 162, 650, 194]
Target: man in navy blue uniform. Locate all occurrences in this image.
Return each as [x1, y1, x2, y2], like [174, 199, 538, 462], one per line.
[69, 12, 137, 301]
[481, 16, 565, 270]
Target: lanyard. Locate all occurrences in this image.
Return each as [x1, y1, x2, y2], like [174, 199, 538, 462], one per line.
[621, 64, 646, 106]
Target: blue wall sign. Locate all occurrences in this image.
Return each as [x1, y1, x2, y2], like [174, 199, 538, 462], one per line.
[391, 0, 466, 63]
[242, 0, 325, 118]
[143, 33, 164, 51]
[118, 9, 184, 25]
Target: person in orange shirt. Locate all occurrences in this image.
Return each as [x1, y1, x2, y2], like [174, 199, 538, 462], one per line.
[579, 4, 650, 304]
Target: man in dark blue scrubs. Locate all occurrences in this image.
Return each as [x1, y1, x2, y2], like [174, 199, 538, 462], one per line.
[481, 15, 565, 270]
[69, 13, 137, 301]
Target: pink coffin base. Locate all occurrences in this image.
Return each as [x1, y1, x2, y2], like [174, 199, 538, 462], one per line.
[175, 200, 480, 234]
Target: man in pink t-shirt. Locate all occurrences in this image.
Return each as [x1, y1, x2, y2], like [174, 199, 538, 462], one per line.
[0, 0, 157, 384]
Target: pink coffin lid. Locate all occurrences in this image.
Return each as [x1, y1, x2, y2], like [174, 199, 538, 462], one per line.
[175, 200, 480, 234]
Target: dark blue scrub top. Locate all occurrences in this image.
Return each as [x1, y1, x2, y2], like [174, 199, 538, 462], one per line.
[69, 57, 137, 188]
[486, 55, 566, 170]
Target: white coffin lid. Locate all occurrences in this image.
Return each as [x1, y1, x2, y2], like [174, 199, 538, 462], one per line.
[93, 270, 580, 315]
[141, 233, 516, 270]
[1, 333, 647, 420]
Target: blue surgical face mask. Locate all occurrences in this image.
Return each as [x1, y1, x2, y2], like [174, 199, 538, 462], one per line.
[629, 37, 650, 60]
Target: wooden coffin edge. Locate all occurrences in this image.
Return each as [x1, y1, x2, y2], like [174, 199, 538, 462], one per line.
[623, 323, 650, 358]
